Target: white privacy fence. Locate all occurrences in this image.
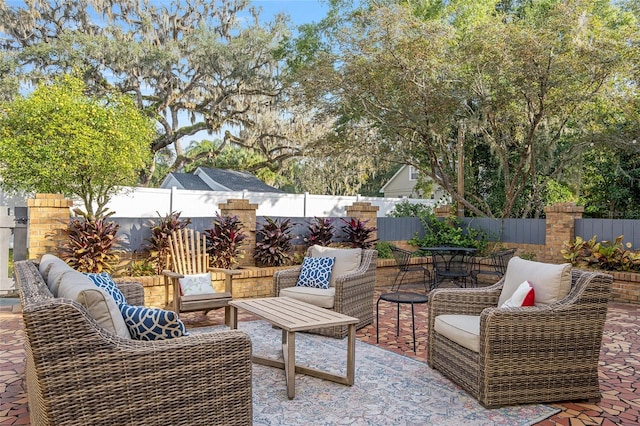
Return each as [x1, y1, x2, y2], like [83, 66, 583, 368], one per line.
[81, 187, 435, 218]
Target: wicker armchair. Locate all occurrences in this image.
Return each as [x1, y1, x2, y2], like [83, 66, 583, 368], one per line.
[15, 260, 252, 426]
[427, 268, 612, 408]
[273, 248, 377, 339]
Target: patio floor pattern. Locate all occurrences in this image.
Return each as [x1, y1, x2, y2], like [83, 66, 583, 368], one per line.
[1, 285, 639, 426]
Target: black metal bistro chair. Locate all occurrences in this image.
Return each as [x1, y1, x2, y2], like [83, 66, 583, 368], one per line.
[390, 246, 431, 292]
[470, 248, 517, 286]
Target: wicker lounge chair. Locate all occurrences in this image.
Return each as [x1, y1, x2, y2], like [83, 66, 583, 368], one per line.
[273, 247, 377, 339]
[427, 264, 612, 408]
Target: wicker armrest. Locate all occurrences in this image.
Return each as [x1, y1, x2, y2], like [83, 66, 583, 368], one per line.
[116, 281, 145, 306]
[428, 281, 503, 318]
[273, 266, 303, 295]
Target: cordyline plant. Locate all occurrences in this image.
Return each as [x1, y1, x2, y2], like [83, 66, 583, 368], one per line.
[144, 211, 191, 274]
[303, 217, 335, 248]
[562, 235, 640, 272]
[340, 217, 377, 249]
[205, 213, 246, 269]
[254, 217, 295, 267]
[58, 209, 120, 273]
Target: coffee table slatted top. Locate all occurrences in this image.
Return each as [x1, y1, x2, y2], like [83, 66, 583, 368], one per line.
[229, 297, 358, 332]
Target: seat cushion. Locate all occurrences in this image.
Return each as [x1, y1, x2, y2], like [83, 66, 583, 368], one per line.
[280, 286, 335, 309]
[499, 257, 572, 306]
[296, 257, 335, 289]
[434, 314, 480, 353]
[309, 245, 362, 287]
[57, 271, 132, 339]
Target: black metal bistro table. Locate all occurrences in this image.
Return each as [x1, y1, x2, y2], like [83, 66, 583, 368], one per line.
[376, 291, 429, 352]
[421, 246, 477, 289]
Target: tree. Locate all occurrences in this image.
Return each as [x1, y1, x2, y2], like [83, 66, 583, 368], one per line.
[0, 74, 153, 218]
[290, 0, 639, 217]
[0, 0, 322, 183]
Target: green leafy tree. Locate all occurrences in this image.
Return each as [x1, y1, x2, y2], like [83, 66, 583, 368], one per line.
[0, 0, 322, 184]
[290, 0, 639, 217]
[0, 74, 153, 218]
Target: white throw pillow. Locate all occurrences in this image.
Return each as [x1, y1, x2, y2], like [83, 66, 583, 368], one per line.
[501, 280, 535, 308]
[179, 273, 216, 296]
[499, 257, 572, 306]
[308, 245, 362, 287]
[57, 271, 132, 339]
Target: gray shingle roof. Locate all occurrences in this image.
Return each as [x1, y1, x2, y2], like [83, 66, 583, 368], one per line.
[197, 167, 284, 193]
[168, 173, 212, 190]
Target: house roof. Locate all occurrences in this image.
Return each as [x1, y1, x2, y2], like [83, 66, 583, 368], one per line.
[161, 167, 284, 193]
[379, 165, 409, 192]
[196, 167, 284, 193]
[166, 173, 212, 190]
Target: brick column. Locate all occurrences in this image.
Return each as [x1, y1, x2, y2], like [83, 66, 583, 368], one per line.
[345, 202, 380, 241]
[544, 202, 584, 263]
[219, 199, 258, 267]
[27, 194, 73, 260]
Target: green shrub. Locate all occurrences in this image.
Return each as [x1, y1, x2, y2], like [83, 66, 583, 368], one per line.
[562, 235, 640, 272]
[375, 241, 394, 259]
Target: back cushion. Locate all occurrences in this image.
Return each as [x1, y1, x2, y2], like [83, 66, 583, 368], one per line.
[46, 261, 74, 297]
[499, 257, 572, 306]
[39, 254, 66, 282]
[57, 271, 132, 339]
[308, 246, 362, 287]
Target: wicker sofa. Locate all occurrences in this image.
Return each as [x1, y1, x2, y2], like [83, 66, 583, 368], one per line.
[427, 263, 612, 408]
[15, 259, 253, 426]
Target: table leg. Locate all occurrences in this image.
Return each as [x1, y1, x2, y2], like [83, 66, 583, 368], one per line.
[411, 302, 416, 352]
[396, 302, 400, 336]
[347, 323, 356, 385]
[283, 330, 296, 399]
[376, 297, 381, 343]
[229, 305, 238, 330]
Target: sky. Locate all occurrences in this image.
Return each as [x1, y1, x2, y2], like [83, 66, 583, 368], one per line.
[251, 0, 330, 26]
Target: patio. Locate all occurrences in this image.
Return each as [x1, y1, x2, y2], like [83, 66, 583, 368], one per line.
[1, 285, 639, 426]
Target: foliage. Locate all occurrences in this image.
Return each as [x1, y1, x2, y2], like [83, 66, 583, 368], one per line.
[375, 241, 394, 259]
[0, 74, 153, 219]
[0, 0, 320, 184]
[291, 0, 639, 218]
[340, 218, 377, 249]
[205, 213, 246, 269]
[562, 235, 640, 272]
[58, 211, 120, 273]
[387, 200, 433, 219]
[144, 211, 192, 275]
[120, 255, 156, 277]
[409, 213, 488, 252]
[303, 217, 335, 248]
[254, 217, 296, 267]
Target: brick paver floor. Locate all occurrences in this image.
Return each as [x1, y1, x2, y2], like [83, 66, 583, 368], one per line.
[1, 286, 639, 425]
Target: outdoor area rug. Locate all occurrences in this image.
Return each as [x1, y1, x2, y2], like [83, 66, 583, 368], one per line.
[191, 321, 560, 426]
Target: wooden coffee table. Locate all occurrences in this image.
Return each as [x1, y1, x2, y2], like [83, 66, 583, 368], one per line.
[228, 296, 359, 399]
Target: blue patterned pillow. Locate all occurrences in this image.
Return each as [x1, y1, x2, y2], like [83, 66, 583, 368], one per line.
[84, 272, 126, 305]
[119, 304, 189, 340]
[296, 257, 335, 289]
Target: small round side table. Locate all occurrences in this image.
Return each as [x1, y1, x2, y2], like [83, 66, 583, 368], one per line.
[376, 291, 429, 352]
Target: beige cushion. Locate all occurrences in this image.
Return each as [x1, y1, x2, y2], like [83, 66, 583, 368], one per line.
[279, 286, 335, 309]
[434, 315, 480, 353]
[499, 257, 572, 306]
[57, 271, 132, 339]
[46, 261, 74, 296]
[309, 245, 362, 287]
[39, 254, 66, 282]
